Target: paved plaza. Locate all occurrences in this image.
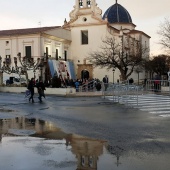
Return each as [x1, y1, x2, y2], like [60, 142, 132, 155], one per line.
[0, 92, 170, 170]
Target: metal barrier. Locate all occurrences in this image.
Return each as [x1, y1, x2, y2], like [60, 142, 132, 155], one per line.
[78, 80, 98, 92]
[103, 81, 144, 107]
[103, 79, 170, 107]
[144, 80, 170, 94]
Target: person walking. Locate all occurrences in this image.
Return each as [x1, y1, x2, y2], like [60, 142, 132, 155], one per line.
[103, 75, 109, 91]
[36, 79, 46, 102]
[27, 78, 35, 103]
[75, 79, 80, 92]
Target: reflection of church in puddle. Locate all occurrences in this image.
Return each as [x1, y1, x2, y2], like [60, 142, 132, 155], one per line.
[70, 136, 105, 170]
[0, 117, 107, 169]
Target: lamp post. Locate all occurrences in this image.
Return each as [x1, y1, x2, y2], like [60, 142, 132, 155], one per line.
[38, 59, 44, 81]
[112, 69, 115, 84]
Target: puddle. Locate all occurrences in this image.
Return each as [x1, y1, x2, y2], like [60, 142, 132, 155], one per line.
[0, 117, 112, 170]
[0, 117, 169, 170]
[159, 114, 170, 117]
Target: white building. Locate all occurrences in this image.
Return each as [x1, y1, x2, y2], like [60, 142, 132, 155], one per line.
[0, 0, 150, 85]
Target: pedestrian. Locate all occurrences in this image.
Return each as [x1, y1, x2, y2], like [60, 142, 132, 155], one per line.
[75, 79, 80, 92]
[129, 78, 134, 84]
[27, 78, 35, 103]
[103, 75, 109, 91]
[144, 77, 147, 87]
[36, 79, 46, 102]
[153, 74, 161, 92]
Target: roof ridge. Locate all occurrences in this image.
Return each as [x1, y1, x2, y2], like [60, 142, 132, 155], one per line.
[0, 26, 61, 36]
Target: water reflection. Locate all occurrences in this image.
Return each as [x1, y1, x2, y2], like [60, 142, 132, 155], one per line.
[107, 145, 125, 167]
[0, 117, 169, 170]
[0, 117, 110, 170]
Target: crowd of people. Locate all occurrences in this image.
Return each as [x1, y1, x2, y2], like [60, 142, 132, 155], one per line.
[44, 76, 103, 91]
[27, 76, 103, 103]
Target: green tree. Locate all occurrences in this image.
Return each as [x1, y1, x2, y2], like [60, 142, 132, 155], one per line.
[145, 54, 170, 77]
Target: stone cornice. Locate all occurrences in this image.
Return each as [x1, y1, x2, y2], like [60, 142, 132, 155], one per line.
[41, 33, 71, 43]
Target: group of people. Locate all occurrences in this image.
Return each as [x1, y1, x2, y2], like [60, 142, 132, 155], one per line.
[27, 78, 46, 103]
[74, 78, 102, 92]
[27, 75, 111, 101]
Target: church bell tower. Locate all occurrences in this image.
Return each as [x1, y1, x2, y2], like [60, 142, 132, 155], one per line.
[77, 0, 93, 8]
[68, 0, 102, 22]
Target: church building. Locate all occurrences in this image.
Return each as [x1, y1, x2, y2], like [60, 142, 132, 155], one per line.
[0, 0, 150, 84]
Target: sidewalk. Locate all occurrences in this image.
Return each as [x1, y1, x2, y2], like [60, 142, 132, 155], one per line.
[74, 91, 103, 97]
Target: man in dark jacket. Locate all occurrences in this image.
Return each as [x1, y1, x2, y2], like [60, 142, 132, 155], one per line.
[27, 78, 35, 103]
[103, 75, 109, 91]
[36, 79, 46, 102]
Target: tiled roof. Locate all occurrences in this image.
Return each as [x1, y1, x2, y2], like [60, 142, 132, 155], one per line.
[0, 26, 60, 36]
[103, 2, 132, 24]
[129, 30, 151, 38]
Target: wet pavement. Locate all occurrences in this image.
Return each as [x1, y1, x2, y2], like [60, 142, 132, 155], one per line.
[0, 92, 170, 169]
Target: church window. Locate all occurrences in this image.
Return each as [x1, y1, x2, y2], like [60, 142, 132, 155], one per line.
[87, 0, 91, 7]
[83, 17, 87, 22]
[5, 49, 11, 64]
[64, 50, 67, 61]
[81, 30, 88, 45]
[56, 49, 59, 60]
[5, 49, 10, 57]
[25, 46, 31, 58]
[6, 41, 9, 46]
[79, 0, 83, 8]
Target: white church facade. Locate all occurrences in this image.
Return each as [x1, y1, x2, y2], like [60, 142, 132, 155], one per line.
[0, 0, 150, 85]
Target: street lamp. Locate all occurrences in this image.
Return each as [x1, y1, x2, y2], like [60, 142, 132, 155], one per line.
[112, 69, 115, 83]
[38, 59, 44, 81]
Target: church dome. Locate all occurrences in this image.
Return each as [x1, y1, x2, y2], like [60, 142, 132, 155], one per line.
[102, 1, 132, 24]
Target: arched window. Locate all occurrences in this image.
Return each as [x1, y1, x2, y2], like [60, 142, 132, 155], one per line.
[79, 0, 83, 8]
[87, 0, 91, 7]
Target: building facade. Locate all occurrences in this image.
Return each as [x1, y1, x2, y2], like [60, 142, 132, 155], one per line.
[0, 0, 150, 84]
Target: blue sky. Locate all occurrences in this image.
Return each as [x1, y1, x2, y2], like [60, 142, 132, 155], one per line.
[0, 0, 169, 55]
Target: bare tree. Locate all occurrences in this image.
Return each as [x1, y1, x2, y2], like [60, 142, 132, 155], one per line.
[0, 53, 42, 84]
[157, 17, 170, 53]
[87, 37, 148, 80]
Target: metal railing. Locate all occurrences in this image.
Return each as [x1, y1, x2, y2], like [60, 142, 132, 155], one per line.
[144, 80, 170, 94]
[78, 80, 98, 92]
[103, 82, 144, 106]
[103, 79, 170, 107]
